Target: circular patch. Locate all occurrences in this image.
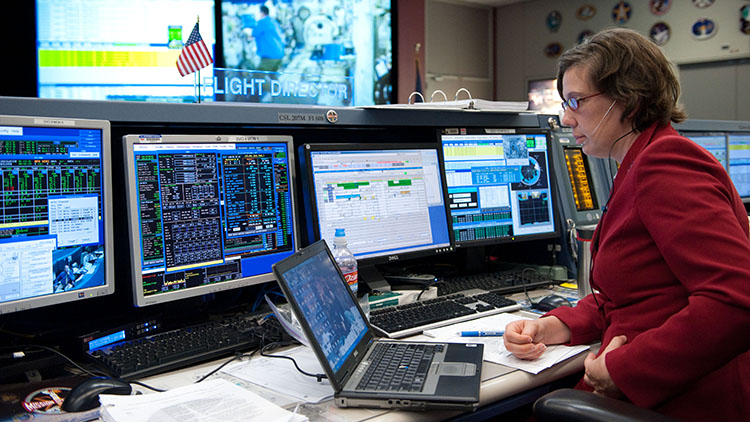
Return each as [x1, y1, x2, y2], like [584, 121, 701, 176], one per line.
[547, 10, 562, 32]
[741, 5, 750, 35]
[692, 18, 717, 39]
[576, 5, 596, 21]
[692, 0, 714, 9]
[649, 0, 671, 16]
[544, 42, 563, 58]
[612, 1, 632, 25]
[326, 109, 338, 124]
[650, 22, 671, 45]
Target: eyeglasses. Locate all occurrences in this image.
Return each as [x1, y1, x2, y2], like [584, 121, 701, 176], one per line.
[561, 92, 603, 111]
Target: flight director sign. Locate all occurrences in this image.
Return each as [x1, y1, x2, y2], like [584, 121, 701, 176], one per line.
[203, 68, 353, 106]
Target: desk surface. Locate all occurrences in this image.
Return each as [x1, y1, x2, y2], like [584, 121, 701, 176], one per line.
[133, 289, 591, 422]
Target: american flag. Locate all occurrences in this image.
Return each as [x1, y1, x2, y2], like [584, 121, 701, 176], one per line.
[176, 23, 213, 77]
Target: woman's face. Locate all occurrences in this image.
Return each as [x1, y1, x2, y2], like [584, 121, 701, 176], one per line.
[560, 66, 633, 160]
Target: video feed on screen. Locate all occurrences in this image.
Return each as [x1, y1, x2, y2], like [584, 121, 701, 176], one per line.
[220, 0, 392, 106]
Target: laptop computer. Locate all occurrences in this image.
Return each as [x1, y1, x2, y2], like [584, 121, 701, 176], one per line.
[272, 239, 483, 411]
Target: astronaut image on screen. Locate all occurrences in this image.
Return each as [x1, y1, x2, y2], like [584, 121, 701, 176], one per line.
[220, 0, 392, 106]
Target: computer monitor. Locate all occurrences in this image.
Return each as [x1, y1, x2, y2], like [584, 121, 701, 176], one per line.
[36, 0, 215, 102]
[439, 128, 558, 247]
[682, 132, 729, 171]
[301, 143, 454, 290]
[548, 131, 611, 226]
[0, 114, 114, 314]
[122, 134, 298, 307]
[728, 133, 750, 201]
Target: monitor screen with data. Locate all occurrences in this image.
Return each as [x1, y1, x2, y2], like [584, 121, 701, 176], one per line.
[302, 143, 453, 265]
[728, 133, 750, 200]
[36, 0, 215, 102]
[683, 132, 728, 171]
[440, 128, 558, 247]
[562, 146, 599, 212]
[123, 134, 298, 307]
[0, 114, 114, 314]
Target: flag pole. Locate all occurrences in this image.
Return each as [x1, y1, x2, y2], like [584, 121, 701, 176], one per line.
[196, 15, 201, 103]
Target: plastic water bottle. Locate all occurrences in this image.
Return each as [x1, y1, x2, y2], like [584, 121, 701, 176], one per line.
[332, 228, 358, 296]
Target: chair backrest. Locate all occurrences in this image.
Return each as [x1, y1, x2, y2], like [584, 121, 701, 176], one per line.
[533, 389, 679, 422]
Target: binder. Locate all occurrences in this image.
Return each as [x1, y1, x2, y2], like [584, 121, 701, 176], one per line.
[363, 88, 529, 112]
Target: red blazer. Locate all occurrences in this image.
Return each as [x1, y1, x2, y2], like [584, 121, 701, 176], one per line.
[548, 123, 750, 421]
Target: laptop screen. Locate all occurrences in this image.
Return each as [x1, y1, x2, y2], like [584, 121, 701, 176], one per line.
[279, 246, 369, 372]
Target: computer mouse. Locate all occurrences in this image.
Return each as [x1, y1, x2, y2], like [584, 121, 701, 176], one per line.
[62, 377, 132, 412]
[533, 294, 573, 312]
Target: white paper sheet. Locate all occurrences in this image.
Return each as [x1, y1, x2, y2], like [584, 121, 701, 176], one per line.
[221, 346, 334, 403]
[99, 379, 307, 422]
[423, 313, 589, 374]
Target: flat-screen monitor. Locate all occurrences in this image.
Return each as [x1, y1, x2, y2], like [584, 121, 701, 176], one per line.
[220, 0, 392, 106]
[123, 134, 298, 307]
[0, 114, 114, 314]
[439, 128, 558, 247]
[301, 143, 453, 290]
[728, 133, 750, 201]
[683, 132, 728, 171]
[36, 0, 215, 102]
[528, 78, 562, 114]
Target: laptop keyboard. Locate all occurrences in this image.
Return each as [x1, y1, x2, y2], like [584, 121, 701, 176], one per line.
[369, 292, 520, 338]
[356, 342, 443, 392]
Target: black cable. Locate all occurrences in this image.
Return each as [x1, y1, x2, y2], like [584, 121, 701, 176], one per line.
[260, 341, 327, 382]
[194, 350, 255, 384]
[0, 344, 106, 379]
[417, 280, 444, 301]
[591, 129, 634, 311]
[520, 267, 542, 305]
[129, 380, 165, 393]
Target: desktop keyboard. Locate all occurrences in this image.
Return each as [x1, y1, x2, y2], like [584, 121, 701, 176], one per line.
[369, 292, 521, 338]
[438, 269, 555, 296]
[87, 313, 287, 380]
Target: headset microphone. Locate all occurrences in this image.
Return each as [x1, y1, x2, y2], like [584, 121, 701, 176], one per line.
[590, 99, 617, 137]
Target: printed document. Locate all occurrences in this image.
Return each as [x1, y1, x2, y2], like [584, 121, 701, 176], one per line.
[99, 378, 307, 422]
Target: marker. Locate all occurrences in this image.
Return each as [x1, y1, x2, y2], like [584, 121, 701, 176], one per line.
[458, 330, 504, 337]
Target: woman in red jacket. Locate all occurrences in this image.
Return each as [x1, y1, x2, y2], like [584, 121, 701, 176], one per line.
[504, 28, 750, 421]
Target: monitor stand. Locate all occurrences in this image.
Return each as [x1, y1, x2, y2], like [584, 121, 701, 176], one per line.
[358, 264, 391, 293]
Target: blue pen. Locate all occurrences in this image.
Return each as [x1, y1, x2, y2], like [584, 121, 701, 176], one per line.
[459, 330, 504, 337]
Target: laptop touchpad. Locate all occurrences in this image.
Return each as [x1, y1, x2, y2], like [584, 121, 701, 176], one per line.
[437, 362, 476, 376]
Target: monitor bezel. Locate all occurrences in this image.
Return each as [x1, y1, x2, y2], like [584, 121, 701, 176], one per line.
[0, 114, 115, 315]
[122, 134, 299, 307]
[301, 142, 455, 267]
[438, 127, 561, 248]
[727, 131, 750, 202]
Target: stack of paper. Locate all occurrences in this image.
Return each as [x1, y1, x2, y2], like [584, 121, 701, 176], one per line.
[99, 379, 307, 422]
[423, 313, 589, 374]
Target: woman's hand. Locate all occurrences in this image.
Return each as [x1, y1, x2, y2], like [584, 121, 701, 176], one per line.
[583, 335, 626, 398]
[503, 316, 571, 360]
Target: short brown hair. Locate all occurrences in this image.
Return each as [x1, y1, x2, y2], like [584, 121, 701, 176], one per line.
[557, 28, 687, 132]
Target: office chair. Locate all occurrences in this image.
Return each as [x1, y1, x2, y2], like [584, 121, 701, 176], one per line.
[533, 389, 679, 422]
